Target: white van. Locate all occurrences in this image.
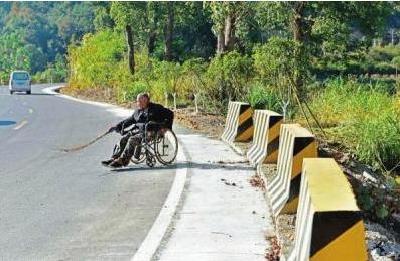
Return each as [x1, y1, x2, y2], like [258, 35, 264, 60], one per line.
[9, 71, 31, 95]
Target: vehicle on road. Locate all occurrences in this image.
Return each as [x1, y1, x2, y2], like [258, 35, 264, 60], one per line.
[9, 71, 31, 95]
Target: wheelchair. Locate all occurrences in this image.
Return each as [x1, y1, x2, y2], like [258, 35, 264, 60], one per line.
[125, 122, 178, 167]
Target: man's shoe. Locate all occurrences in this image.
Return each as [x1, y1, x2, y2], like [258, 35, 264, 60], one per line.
[101, 159, 114, 166]
[109, 158, 129, 168]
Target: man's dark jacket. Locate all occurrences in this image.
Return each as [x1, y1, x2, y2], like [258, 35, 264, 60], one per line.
[115, 102, 174, 133]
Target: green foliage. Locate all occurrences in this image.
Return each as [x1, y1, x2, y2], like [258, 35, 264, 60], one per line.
[252, 37, 302, 115]
[69, 30, 125, 88]
[0, 31, 31, 81]
[94, 5, 114, 31]
[247, 82, 281, 111]
[207, 51, 253, 102]
[309, 78, 400, 171]
[118, 81, 147, 103]
[32, 54, 68, 83]
[253, 37, 299, 85]
[357, 186, 390, 220]
[0, 2, 95, 75]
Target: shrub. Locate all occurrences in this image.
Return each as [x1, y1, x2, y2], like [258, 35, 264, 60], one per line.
[247, 82, 281, 112]
[369, 45, 400, 62]
[151, 60, 182, 103]
[206, 51, 253, 102]
[118, 81, 147, 103]
[253, 37, 299, 84]
[68, 30, 124, 89]
[374, 61, 396, 75]
[252, 37, 300, 109]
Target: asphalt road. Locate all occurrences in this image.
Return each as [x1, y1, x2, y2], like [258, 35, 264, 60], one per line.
[0, 84, 176, 260]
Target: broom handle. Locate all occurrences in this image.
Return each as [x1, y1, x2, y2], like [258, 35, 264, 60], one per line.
[62, 129, 112, 152]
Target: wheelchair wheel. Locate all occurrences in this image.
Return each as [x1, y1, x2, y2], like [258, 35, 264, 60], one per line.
[155, 129, 178, 165]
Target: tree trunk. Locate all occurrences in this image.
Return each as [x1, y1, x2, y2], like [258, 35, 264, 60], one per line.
[291, 2, 306, 96]
[125, 24, 135, 75]
[148, 31, 156, 54]
[224, 14, 236, 51]
[391, 28, 395, 45]
[217, 29, 225, 54]
[148, 8, 158, 55]
[164, 2, 174, 61]
[292, 4, 305, 43]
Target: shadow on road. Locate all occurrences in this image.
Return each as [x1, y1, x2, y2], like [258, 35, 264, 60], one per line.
[9, 92, 54, 96]
[29, 93, 55, 96]
[111, 161, 254, 173]
[0, 120, 16, 126]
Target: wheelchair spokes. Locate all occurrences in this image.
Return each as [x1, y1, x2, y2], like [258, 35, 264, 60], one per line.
[155, 129, 178, 165]
[130, 128, 178, 167]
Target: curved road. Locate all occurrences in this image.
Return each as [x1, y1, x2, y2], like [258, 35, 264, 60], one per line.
[0, 84, 177, 260]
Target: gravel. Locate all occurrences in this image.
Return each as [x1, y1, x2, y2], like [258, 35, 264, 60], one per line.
[365, 221, 400, 260]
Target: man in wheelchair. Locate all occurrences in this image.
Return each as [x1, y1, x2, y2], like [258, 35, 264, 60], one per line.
[102, 92, 174, 168]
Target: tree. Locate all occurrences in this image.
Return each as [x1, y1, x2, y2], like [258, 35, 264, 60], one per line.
[145, 2, 160, 55]
[164, 2, 174, 61]
[94, 5, 114, 31]
[255, 1, 392, 96]
[110, 2, 146, 75]
[208, 2, 252, 54]
[0, 2, 95, 74]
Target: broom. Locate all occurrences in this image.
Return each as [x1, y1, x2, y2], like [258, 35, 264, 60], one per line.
[61, 129, 113, 152]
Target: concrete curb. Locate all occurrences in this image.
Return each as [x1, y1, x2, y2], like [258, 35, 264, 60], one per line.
[42, 85, 189, 261]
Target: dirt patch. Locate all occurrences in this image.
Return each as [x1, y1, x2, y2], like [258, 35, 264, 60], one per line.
[249, 174, 266, 191]
[275, 214, 296, 257]
[265, 235, 281, 261]
[174, 108, 225, 138]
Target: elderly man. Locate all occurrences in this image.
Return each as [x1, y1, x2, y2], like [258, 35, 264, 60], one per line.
[102, 92, 173, 168]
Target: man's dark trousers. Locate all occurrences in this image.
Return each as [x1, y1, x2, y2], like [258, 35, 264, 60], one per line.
[112, 133, 142, 161]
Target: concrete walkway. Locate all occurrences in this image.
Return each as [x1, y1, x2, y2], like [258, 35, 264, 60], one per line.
[156, 133, 272, 261]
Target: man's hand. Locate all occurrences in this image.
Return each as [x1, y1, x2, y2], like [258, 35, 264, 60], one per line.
[108, 126, 117, 133]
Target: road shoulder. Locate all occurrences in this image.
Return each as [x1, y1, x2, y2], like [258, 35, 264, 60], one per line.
[155, 134, 272, 261]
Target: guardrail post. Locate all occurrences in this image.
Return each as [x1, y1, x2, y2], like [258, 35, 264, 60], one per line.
[268, 124, 317, 216]
[288, 158, 367, 261]
[247, 110, 283, 166]
[221, 101, 254, 143]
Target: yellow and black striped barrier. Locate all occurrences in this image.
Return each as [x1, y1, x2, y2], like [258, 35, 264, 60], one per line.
[221, 101, 254, 143]
[287, 158, 367, 261]
[268, 124, 317, 217]
[247, 110, 283, 166]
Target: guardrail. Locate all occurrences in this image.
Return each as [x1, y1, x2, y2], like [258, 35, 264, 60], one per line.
[268, 124, 317, 216]
[247, 110, 283, 166]
[221, 103, 367, 261]
[287, 158, 367, 261]
[221, 101, 254, 144]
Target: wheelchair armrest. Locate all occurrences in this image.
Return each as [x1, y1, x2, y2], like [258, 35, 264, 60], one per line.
[145, 121, 161, 126]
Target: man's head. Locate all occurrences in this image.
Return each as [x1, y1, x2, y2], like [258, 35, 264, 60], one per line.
[136, 92, 150, 109]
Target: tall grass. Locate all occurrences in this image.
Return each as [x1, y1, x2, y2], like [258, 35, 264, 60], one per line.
[309, 78, 400, 172]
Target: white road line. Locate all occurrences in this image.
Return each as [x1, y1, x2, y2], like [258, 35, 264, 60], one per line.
[42, 86, 132, 118]
[14, 120, 28, 130]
